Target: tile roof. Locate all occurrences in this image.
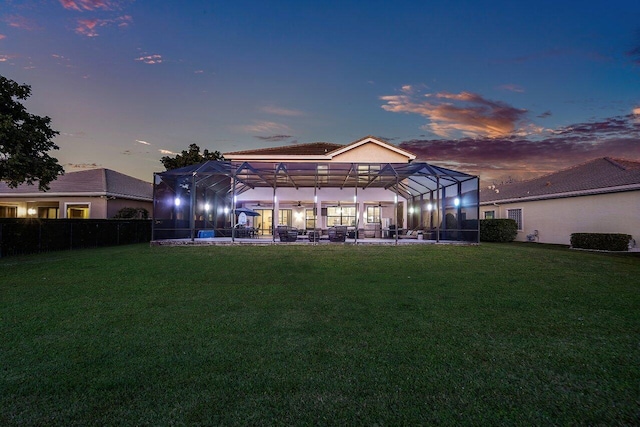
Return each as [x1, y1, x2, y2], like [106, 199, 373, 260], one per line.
[480, 157, 640, 203]
[225, 142, 344, 156]
[0, 168, 153, 200]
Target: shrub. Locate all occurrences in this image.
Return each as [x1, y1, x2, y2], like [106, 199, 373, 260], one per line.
[480, 219, 518, 242]
[570, 233, 631, 252]
[114, 207, 149, 219]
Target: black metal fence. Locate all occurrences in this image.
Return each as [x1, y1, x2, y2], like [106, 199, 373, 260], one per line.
[0, 219, 152, 258]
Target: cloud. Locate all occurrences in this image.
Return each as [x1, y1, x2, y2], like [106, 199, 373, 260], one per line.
[135, 54, 163, 64]
[4, 15, 38, 30]
[260, 105, 305, 117]
[381, 89, 528, 138]
[629, 46, 640, 65]
[0, 34, 6, 40]
[253, 135, 294, 142]
[499, 84, 525, 93]
[136, 140, 151, 145]
[238, 120, 292, 134]
[159, 149, 177, 155]
[399, 113, 640, 184]
[0, 55, 13, 62]
[633, 107, 640, 115]
[74, 15, 131, 37]
[59, 0, 114, 11]
[537, 111, 552, 119]
[65, 162, 100, 169]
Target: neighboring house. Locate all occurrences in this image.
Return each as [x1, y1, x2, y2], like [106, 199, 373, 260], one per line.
[480, 157, 640, 245]
[0, 168, 153, 219]
[153, 136, 480, 241]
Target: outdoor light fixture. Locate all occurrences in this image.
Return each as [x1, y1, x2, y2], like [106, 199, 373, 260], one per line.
[174, 197, 181, 207]
[27, 208, 36, 216]
[454, 197, 461, 207]
[353, 195, 357, 203]
[223, 207, 229, 214]
[204, 203, 210, 212]
[427, 203, 433, 211]
[408, 206, 414, 214]
[394, 195, 398, 204]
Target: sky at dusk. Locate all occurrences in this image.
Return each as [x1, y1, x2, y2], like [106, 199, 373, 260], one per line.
[1, 0, 639, 184]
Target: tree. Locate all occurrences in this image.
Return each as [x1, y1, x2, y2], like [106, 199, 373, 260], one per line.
[160, 143, 225, 170]
[0, 75, 64, 190]
[113, 207, 149, 219]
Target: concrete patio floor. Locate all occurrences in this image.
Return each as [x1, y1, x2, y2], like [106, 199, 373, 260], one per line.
[151, 235, 477, 246]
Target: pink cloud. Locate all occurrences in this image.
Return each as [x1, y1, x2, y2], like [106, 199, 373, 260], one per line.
[75, 18, 100, 37]
[74, 15, 131, 37]
[0, 34, 6, 40]
[59, 0, 113, 11]
[399, 113, 640, 184]
[4, 15, 38, 31]
[381, 89, 527, 138]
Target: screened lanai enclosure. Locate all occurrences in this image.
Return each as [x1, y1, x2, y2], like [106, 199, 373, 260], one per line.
[152, 161, 480, 243]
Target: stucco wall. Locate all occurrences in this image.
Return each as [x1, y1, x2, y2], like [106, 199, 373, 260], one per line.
[480, 190, 640, 245]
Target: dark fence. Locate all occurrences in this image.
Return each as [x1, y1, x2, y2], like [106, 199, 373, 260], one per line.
[0, 219, 152, 258]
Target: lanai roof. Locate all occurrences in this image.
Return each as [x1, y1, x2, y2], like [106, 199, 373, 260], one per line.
[0, 168, 153, 201]
[480, 157, 640, 204]
[157, 160, 477, 200]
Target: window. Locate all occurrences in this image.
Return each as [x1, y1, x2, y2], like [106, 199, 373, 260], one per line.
[278, 209, 291, 226]
[326, 206, 356, 226]
[0, 205, 17, 218]
[305, 209, 317, 230]
[484, 210, 495, 219]
[65, 203, 90, 219]
[507, 208, 522, 230]
[366, 206, 381, 223]
[38, 206, 59, 219]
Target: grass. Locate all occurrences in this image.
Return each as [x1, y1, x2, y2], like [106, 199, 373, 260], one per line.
[1, 243, 639, 426]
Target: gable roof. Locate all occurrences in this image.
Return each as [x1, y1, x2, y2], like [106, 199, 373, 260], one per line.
[0, 168, 153, 201]
[224, 136, 416, 162]
[225, 142, 343, 157]
[480, 157, 640, 204]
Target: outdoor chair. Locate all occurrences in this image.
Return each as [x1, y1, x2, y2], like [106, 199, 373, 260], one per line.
[328, 226, 347, 242]
[277, 226, 298, 242]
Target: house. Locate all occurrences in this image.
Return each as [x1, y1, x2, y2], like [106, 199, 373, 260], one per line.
[479, 157, 640, 245]
[0, 168, 153, 219]
[153, 136, 480, 242]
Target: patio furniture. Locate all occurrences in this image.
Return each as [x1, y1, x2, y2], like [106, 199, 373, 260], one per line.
[307, 230, 320, 242]
[277, 226, 298, 242]
[328, 226, 347, 242]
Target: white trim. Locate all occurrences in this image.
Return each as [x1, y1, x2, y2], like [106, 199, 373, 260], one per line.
[328, 136, 417, 160]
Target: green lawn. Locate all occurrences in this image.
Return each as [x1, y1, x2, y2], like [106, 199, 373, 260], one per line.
[1, 243, 638, 425]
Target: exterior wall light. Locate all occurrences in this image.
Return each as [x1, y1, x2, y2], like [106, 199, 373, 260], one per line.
[427, 203, 433, 211]
[454, 197, 460, 207]
[27, 208, 37, 216]
[204, 203, 210, 212]
[174, 197, 181, 207]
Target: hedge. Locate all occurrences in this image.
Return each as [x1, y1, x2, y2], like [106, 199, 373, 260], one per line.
[479, 219, 518, 242]
[0, 219, 152, 257]
[570, 233, 631, 252]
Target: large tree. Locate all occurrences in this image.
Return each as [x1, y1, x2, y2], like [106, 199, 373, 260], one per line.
[160, 143, 225, 170]
[0, 75, 64, 190]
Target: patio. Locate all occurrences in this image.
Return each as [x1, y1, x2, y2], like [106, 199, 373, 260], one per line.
[152, 160, 480, 244]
